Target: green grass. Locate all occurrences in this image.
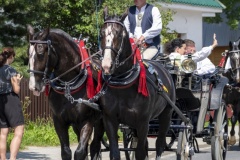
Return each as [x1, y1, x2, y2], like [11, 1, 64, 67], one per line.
[7, 118, 78, 150]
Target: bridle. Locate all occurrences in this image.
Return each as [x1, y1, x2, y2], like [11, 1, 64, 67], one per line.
[227, 49, 240, 81]
[28, 40, 53, 84]
[28, 39, 87, 88]
[102, 20, 135, 68]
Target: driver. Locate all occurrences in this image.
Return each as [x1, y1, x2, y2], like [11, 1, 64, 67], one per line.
[124, 0, 162, 60]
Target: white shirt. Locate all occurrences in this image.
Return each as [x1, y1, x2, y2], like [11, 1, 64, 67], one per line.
[123, 4, 162, 44]
[169, 46, 215, 75]
[195, 58, 215, 75]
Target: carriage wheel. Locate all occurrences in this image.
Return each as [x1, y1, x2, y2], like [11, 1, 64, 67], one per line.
[176, 122, 192, 160]
[193, 137, 199, 153]
[211, 101, 228, 160]
[123, 129, 137, 160]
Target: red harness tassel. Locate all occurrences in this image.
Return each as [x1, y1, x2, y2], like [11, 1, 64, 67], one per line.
[78, 40, 95, 98]
[218, 55, 226, 68]
[130, 38, 148, 97]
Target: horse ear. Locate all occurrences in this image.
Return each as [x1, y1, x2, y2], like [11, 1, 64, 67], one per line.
[103, 6, 109, 21]
[236, 37, 240, 46]
[120, 8, 128, 23]
[27, 24, 34, 41]
[40, 27, 50, 39]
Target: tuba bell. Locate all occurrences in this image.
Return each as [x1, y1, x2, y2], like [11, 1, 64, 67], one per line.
[181, 55, 197, 73]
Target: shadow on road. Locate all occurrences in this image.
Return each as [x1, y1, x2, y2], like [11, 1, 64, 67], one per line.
[228, 144, 240, 151]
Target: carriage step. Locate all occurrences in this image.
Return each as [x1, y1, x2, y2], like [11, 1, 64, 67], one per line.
[119, 148, 156, 151]
[170, 124, 193, 129]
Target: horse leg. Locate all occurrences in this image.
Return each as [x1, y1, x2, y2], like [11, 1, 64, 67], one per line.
[156, 106, 172, 159]
[90, 119, 105, 160]
[103, 117, 120, 160]
[229, 109, 237, 145]
[74, 122, 93, 160]
[135, 122, 149, 160]
[53, 115, 72, 160]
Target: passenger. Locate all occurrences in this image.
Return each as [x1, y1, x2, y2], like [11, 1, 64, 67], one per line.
[124, 0, 162, 60]
[0, 47, 24, 160]
[184, 35, 217, 75]
[165, 34, 218, 75]
[164, 38, 186, 67]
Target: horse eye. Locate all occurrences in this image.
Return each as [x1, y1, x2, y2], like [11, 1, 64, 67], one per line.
[36, 44, 45, 55]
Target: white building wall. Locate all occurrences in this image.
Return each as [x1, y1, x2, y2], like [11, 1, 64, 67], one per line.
[159, 2, 223, 51]
[167, 10, 203, 51]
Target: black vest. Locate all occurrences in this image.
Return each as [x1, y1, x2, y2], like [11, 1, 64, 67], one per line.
[128, 4, 160, 46]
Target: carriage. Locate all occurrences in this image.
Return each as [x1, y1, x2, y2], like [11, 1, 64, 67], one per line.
[116, 55, 229, 160]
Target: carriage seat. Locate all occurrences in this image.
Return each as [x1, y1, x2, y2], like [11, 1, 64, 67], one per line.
[176, 88, 201, 111]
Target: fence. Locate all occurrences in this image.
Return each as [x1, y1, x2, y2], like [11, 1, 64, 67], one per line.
[19, 78, 52, 121]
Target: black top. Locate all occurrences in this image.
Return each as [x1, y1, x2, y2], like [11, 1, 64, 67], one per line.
[0, 65, 17, 94]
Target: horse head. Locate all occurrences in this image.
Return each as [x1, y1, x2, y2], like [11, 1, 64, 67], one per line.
[228, 38, 240, 83]
[100, 7, 131, 76]
[27, 25, 81, 96]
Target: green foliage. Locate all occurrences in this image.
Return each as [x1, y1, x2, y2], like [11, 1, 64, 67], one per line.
[1, 0, 176, 75]
[7, 118, 78, 149]
[204, 0, 240, 30]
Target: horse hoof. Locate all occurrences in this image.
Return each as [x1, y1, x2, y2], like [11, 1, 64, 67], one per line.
[228, 136, 236, 146]
[228, 139, 236, 146]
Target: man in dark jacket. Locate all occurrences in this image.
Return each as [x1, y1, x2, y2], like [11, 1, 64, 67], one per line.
[124, 0, 162, 60]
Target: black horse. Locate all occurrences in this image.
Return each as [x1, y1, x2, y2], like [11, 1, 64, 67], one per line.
[27, 25, 104, 160]
[98, 7, 176, 159]
[222, 38, 240, 146]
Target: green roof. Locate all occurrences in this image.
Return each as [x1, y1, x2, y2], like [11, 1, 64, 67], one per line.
[166, 0, 225, 9]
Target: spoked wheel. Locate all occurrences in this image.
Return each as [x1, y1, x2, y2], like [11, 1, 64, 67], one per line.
[123, 129, 137, 160]
[211, 100, 228, 160]
[193, 136, 199, 153]
[176, 122, 193, 160]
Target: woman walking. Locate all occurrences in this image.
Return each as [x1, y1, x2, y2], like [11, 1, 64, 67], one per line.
[0, 47, 24, 160]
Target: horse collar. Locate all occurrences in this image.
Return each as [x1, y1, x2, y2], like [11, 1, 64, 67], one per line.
[103, 63, 140, 88]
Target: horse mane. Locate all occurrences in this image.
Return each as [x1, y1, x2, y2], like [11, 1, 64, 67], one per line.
[105, 15, 122, 21]
[33, 28, 78, 50]
[50, 29, 75, 43]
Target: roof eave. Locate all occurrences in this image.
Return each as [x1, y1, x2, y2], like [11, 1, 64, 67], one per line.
[159, 2, 224, 13]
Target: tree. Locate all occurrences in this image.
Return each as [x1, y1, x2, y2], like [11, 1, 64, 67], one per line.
[0, 0, 175, 76]
[204, 0, 240, 30]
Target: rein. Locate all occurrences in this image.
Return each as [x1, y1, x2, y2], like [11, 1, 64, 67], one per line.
[49, 50, 102, 84]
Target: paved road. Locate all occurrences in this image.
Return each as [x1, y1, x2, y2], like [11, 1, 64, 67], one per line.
[8, 127, 239, 160]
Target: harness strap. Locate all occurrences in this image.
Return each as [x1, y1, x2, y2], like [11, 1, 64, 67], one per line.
[144, 61, 168, 93]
